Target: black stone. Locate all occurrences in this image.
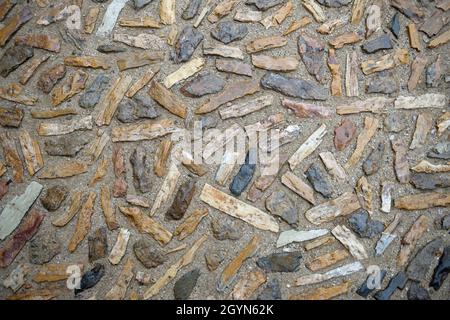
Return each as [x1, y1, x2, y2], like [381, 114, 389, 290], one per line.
[356, 269, 387, 298]
[407, 238, 443, 282]
[408, 281, 431, 300]
[374, 272, 407, 300]
[173, 26, 204, 63]
[411, 173, 450, 190]
[79, 74, 110, 109]
[361, 34, 393, 54]
[366, 72, 398, 94]
[316, 0, 351, 7]
[117, 98, 159, 123]
[246, 0, 285, 11]
[256, 252, 302, 272]
[363, 141, 385, 175]
[97, 44, 127, 53]
[134, 0, 154, 9]
[430, 246, 450, 290]
[130, 146, 152, 193]
[257, 278, 282, 300]
[348, 210, 384, 239]
[230, 151, 256, 196]
[182, 0, 202, 20]
[390, 13, 400, 38]
[211, 21, 248, 44]
[0, 45, 33, 78]
[427, 142, 450, 160]
[74, 264, 105, 295]
[173, 269, 200, 300]
[180, 72, 225, 98]
[261, 72, 329, 100]
[305, 163, 333, 198]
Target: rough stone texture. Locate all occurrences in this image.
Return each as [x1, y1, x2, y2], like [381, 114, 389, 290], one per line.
[88, 227, 108, 263]
[173, 26, 203, 63]
[211, 218, 242, 241]
[229, 151, 256, 196]
[28, 230, 60, 265]
[363, 142, 385, 175]
[361, 34, 393, 54]
[166, 179, 196, 220]
[133, 239, 167, 268]
[40, 185, 68, 211]
[297, 34, 326, 83]
[408, 282, 431, 300]
[265, 191, 298, 226]
[44, 134, 89, 157]
[74, 264, 105, 295]
[334, 119, 356, 150]
[173, 269, 200, 299]
[180, 72, 225, 97]
[366, 72, 398, 94]
[130, 146, 152, 193]
[182, 0, 202, 20]
[347, 210, 384, 239]
[305, 163, 333, 198]
[0, 45, 33, 77]
[117, 98, 158, 123]
[211, 21, 249, 44]
[79, 74, 110, 109]
[257, 278, 282, 300]
[256, 252, 302, 272]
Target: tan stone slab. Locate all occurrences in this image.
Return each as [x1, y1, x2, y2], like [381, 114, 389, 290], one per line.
[0, 132, 24, 182]
[111, 119, 176, 142]
[173, 208, 209, 241]
[208, 0, 239, 23]
[345, 117, 379, 168]
[163, 57, 205, 89]
[119, 16, 160, 28]
[84, 6, 99, 34]
[230, 270, 266, 300]
[51, 70, 88, 106]
[149, 81, 187, 118]
[108, 228, 130, 265]
[246, 36, 287, 53]
[52, 191, 83, 227]
[331, 226, 368, 260]
[306, 249, 350, 272]
[18, 130, 43, 176]
[305, 192, 361, 225]
[0, 83, 37, 106]
[410, 112, 433, 149]
[31, 108, 77, 119]
[160, 0, 176, 25]
[37, 115, 92, 136]
[150, 163, 180, 216]
[398, 215, 429, 267]
[19, 54, 50, 85]
[394, 192, 450, 210]
[288, 124, 327, 170]
[154, 138, 173, 177]
[281, 171, 315, 205]
[33, 263, 84, 283]
[302, 0, 326, 23]
[39, 160, 88, 179]
[68, 191, 96, 252]
[126, 66, 160, 98]
[105, 258, 134, 300]
[289, 281, 351, 300]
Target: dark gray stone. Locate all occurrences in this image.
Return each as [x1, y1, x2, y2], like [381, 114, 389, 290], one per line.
[211, 218, 242, 241]
[256, 252, 302, 272]
[0, 45, 33, 77]
[366, 72, 398, 94]
[411, 173, 450, 190]
[211, 21, 248, 44]
[430, 246, 450, 290]
[133, 239, 167, 268]
[305, 163, 333, 198]
[79, 74, 110, 109]
[29, 230, 60, 265]
[261, 72, 329, 100]
[363, 142, 385, 175]
[174, 269, 200, 300]
[390, 13, 400, 38]
[180, 72, 225, 97]
[230, 151, 256, 196]
[442, 215, 450, 230]
[182, 0, 202, 20]
[348, 210, 384, 239]
[40, 185, 68, 211]
[246, 0, 285, 11]
[257, 278, 282, 300]
[265, 191, 298, 226]
[134, 0, 154, 9]
[130, 146, 152, 193]
[166, 179, 196, 220]
[297, 34, 326, 83]
[88, 227, 108, 263]
[408, 281, 431, 300]
[116, 98, 159, 123]
[97, 44, 127, 53]
[374, 272, 407, 300]
[407, 238, 443, 282]
[316, 0, 351, 6]
[356, 269, 387, 298]
[428, 142, 450, 160]
[44, 134, 90, 157]
[74, 264, 105, 295]
[361, 34, 393, 54]
[174, 26, 203, 63]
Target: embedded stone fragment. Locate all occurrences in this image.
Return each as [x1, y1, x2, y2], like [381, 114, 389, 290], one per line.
[153, 139, 172, 178]
[246, 0, 284, 11]
[0, 132, 24, 182]
[346, 117, 379, 168]
[334, 119, 356, 150]
[117, 51, 164, 71]
[363, 142, 384, 175]
[366, 71, 398, 94]
[0, 179, 10, 199]
[29, 230, 60, 265]
[407, 238, 443, 283]
[289, 281, 351, 300]
[365, 4, 381, 37]
[211, 218, 242, 241]
[144, 235, 207, 299]
[149, 81, 187, 118]
[39, 159, 88, 179]
[301, 0, 326, 23]
[130, 146, 151, 193]
[116, 98, 158, 123]
[230, 270, 266, 300]
[0, 45, 33, 77]
[31, 108, 77, 119]
[208, 0, 239, 23]
[174, 208, 208, 241]
[211, 21, 248, 44]
[234, 8, 262, 22]
[174, 268, 200, 300]
[3, 263, 29, 292]
[361, 34, 393, 54]
[118, 16, 160, 28]
[398, 215, 429, 267]
[412, 160, 450, 173]
[150, 163, 180, 216]
[252, 55, 298, 72]
[394, 94, 447, 109]
[306, 249, 349, 272]
[257, 252, 302, 273]
[361, 49, 409, 75]
[166, 179, 196, 220]
[74, 264, 105, 296]
[0, 181, 42, 240]
[330, 32, 363, 49]
[276, 229, 329, 247]
[284, 17, 312, 35]
[183, 0, 202, 20]
[52, 191, 83, 227]
[408, 54, 428, 92]
[105, 258, 134, 300]
[260, 0, 293, 29]
[33, 263, 83, 282]
[40, 186, 67, 212]
[0, 82, 37, 105]
[317, 18, 345, 34]
[391, 137, 410, 183]
[126, 67, 159, 98]
[428, 143, 450, 160]
[247, 36, 287, 54]
[306, 163, 333, 198]
[266, 191, 298, 227]
[37, 64, 66, 93]
[181, 72, 225, 98]
[0, 106, 23, 127]
[295, 261, 364, 286]
[394, 192, 450, 210]
[0, 6, 32, 47]
[316, 0, 350, 7]
[229, 151, 256, 196]
[288, 124, 327, 170]
[108, 228, 131, 265]
[64, 56, 109, 70]
[426, 55, 443, 88]
[68, 192, 96, 253]
[160, 0, 176, 24]
[205, 251, 224, 271]
[134, 239, 166, 268]
[380, 182, 394, 213]
[319, 152, 347, 181]
[374, 271, 407, 300]
[216, 58, 252, 77]
[407, 23, 422, 51]
[261, 125, 301, 153]
[410, 113, 433, 150]
[222, 95, 272, 120]
[355, 176, 373, 214]
[19, 54, 50, 85]
[113, 33, 165, 50]
[84, 6, 100, 34]
[7, 289, 56, 300]
[79, 74, 110, 109]
[408, 282, 431, 300]
[345, 51, 359, 97]
[196, 79, 259, 114]
[51, 70, 88, 106]
[430, 246, 450, 290]
[327, 49, 342, 96]
[173, 26, 203, 63]
[120, 206, 172, 245]
[305, 192, 360, 225]
[348, 210, 383, 239]
[15, 35, 60, 53]
[331, 226, 368, 260]
[0, 0, 16, 21]
[17, 130, 43, 176]
[262, 73, 329, 101]
[391, 12, 400, 38]
[112, 119, 175, 142]
[88, 227, 108, 263]
[391, 0, 424, 23]
[0, 210, 44, 267]
[164, 57, 204, 88]
[96, 0, 129, 36]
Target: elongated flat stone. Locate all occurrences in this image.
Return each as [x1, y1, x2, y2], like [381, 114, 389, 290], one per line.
[305, 192, 360, 225]
[130, 146, 151, 193]
[289, 281, 351, 300]
[39, 159, 88, 179]
[317, 18, 345, 34]
[52, 191, 83, 227]
[361, 34, 393, 54]
[149, 81, 187, 118]
[297, 34, 326, 83]
[79, 74, 110, 109]
[398, 215, 429, 267]
[411, 173, 450, 190]
[18, 131, 43, 176]
[37, 64, 66, 94]
[337, 97, 393, 115]
[330, 32, 363, 49]
[332, 226, 368, 260]
[410, 113, 432, 150]
[38, 115, 92, 136]
[174, 208, 208, 241]
[0, 106, 23, 127]
[346, 117, 379, 168]
[196, 79, 259, 114]
[246, 0, 284, 11]
[280, 170, 315, 205]
[246, 36, 286, 53]
[395, 94, 447, 110]
[208, 0, 239, 23]
[260, 0, 293, 29]
[180, 72, 225, 98]
[220, 95, 272, 120]
[68, 192, 96, 252]
[252, 55, 298, 71]
[0, 82, 37, 105]
[391, 137, 410, 183]
[109, 228, 131, 265]
[88, 227, 107, 263]
[200, 183, 279, 232]
[0, 6, 32, 47]
[394, 192, 450, 210]
[306, 249, 349, 272]
[0, 132, 23, 182]
[345, 51, 359, 97]
[216, 59, 252, 77]
[334, 119, 356, 150]
[114, 33, 165, 50]
[229, 151, 256, 196]
[231, 270, 266, 300]
[15, 34, 60, 53]
[235, 8, 262, 22]
[203, 44, 244, 60]
[257, 251, 302, 273]
[319, 152, 347, 181]
[276, 229, 328, 247]
[0, 181, 42, 240]
[0, 210, 44, 267]
[0, 0, 16, 21]
[365, 4, 381, 37]
[261, 72, 328, 100]
[117, 51, 164, 71]
[173, 26, 203, 63]
[391, 0, 424, 23]
[105, 258, 134, 300]
[302, 0, 326, 23]
[295, 261, 364, 286]
[19, 54, 50, 85]
[363, 141, 384, 175]
[51, 69, 88, 106]
[0, 45, 33, 77]
[96, 0, 129, 36]
[361, 49, 409, 75]
[288, 124, 327, 170]
[164, 57, 204, 88]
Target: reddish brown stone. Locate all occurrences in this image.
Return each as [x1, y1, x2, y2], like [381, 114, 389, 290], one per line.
[15, 34, 60, 53]
[334, 119, 356, 151]
[37, 64, 66, 93]
[0, 6, 32, 47]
